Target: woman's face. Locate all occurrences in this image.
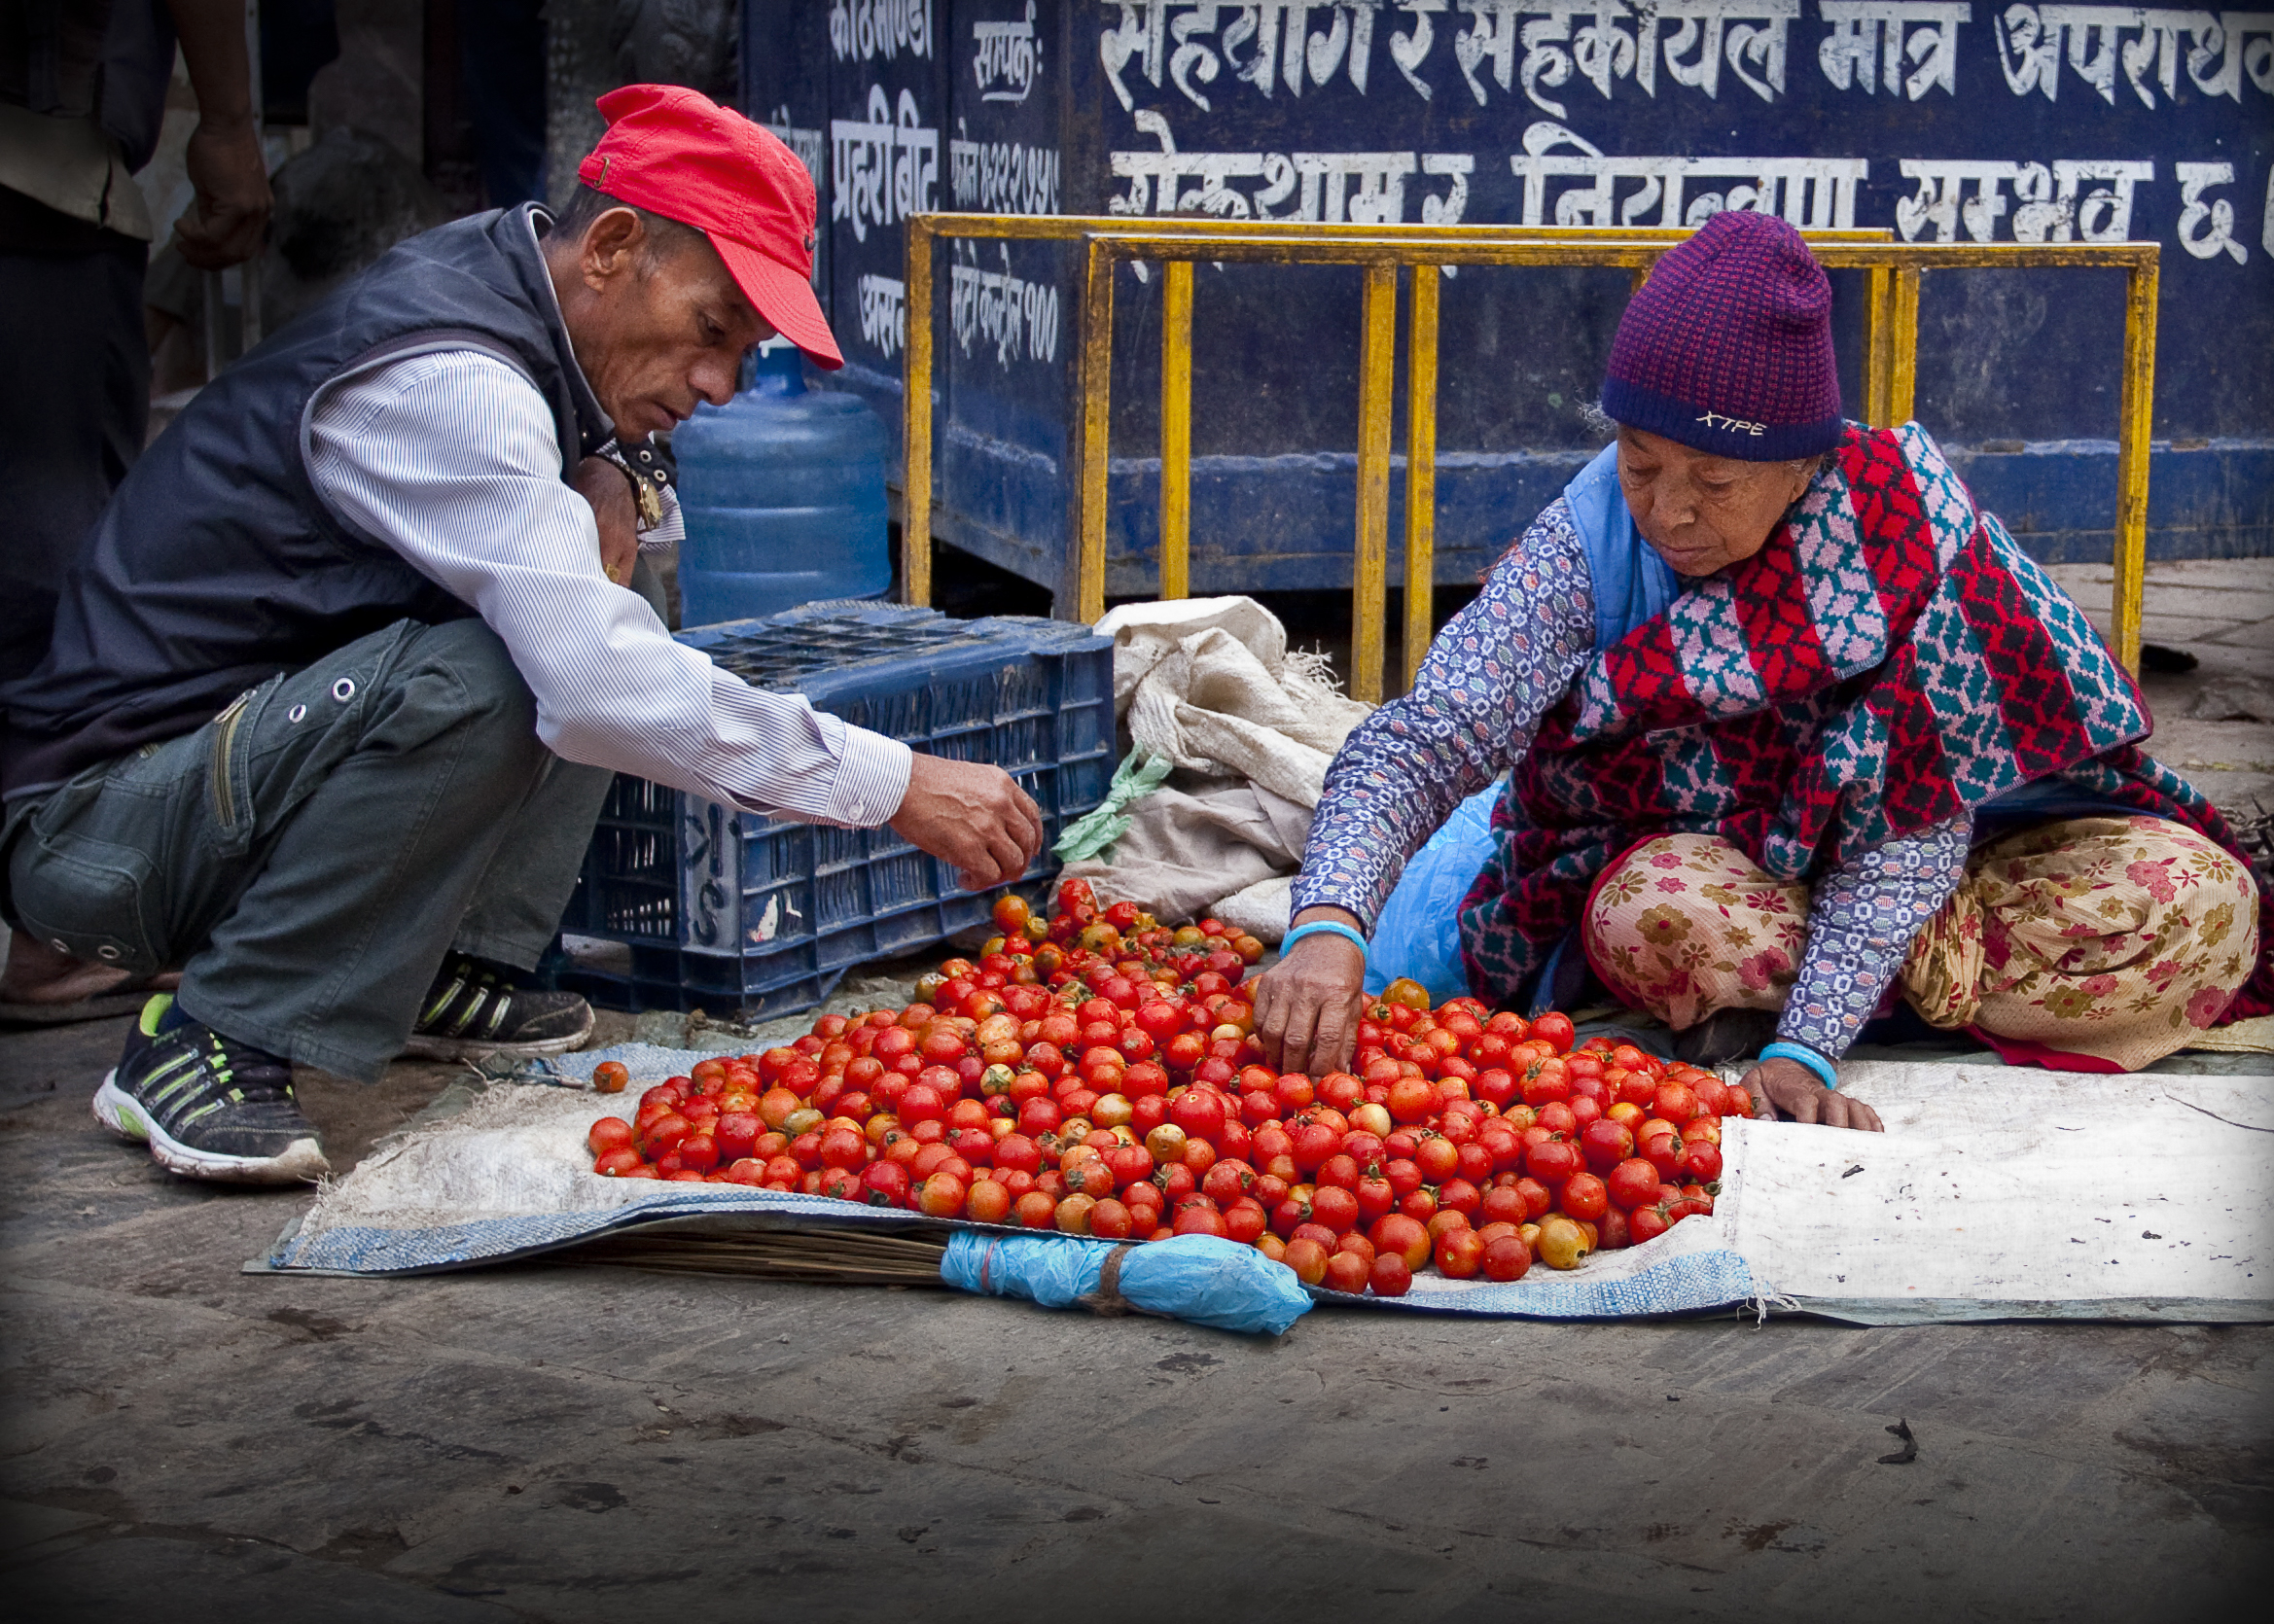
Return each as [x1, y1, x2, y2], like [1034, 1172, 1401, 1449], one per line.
[1616, 426, 1818, 578]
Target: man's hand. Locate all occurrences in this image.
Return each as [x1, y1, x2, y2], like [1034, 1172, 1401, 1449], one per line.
[571, 457, 640, 585]
[173, 115, 270, 268]
[890, 754, 1044, 891]
[166, 1, 272, 269]
[1254, 907, 1368, 1078]
[1739, 1056, 1884, 1132]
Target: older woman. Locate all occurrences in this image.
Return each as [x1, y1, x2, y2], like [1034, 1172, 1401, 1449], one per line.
[1256, 211, 2271, 1131]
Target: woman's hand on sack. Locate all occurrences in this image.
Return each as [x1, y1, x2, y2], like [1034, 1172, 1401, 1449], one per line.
[1740, 1056, 1884, 1132]
[571, 457, 641, 585]
[1255, 907, 1369, 1078]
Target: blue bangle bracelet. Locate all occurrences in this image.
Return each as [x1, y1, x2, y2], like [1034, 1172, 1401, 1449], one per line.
[1281, 920, 1368, 961]
[1760, 1041, 1839, 1091]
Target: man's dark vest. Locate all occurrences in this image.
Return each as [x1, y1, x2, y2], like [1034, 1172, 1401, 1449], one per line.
[1, 204, 612, 796]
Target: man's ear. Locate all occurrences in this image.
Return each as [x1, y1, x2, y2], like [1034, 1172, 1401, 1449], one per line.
[579, 207, 648, 293]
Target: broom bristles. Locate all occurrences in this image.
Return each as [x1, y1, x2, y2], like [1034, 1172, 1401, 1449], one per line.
[562, 1223, 953, 1286]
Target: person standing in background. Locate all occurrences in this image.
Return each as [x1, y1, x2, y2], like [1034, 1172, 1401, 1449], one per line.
[0, 0, 271, 1016]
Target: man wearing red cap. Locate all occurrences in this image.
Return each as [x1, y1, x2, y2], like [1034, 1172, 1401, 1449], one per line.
[0, 87, 1042, 1185]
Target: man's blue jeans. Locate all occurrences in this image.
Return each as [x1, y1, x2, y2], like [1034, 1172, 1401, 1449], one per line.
[4, 618, 610, 1080]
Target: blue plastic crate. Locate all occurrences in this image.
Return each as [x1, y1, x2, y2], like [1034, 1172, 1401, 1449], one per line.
[558, 604, 1115, 1018]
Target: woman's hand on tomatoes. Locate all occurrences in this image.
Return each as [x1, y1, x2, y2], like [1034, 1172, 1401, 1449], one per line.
[1254, 907, 1368, 1079]
[1740, 1056, 1883, 1133]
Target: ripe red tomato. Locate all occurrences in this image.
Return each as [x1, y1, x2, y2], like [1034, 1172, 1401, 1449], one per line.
[1173, 1202, 1229, 1239]
[1526, 1139, 1583, 1183]
[1481, 1235, 1532, 1282]
[916, 1173, 967, 1217]
[1606, 1157, 1661, 1210]
[587, 1117, 635, 1157]
[1580, 1118, 1634, 1172]
[1168, 1086, 1226, 1144]
[1309, 1184, 1361, 1234]
[1323, 1250, 1370, 1293]
[1201, 1158, 1255, 1205]
[1354, 1170, 1395, 1222]
[1478, 1183, 1529, 1227]
[1594, 1205, 1631, 1251]
[1628, 1203, 1671, 1245]
[1289, 1120, 1340, 1173]
[1385, 1076, 1438, 1125]
[1640, 1134, 1685, 1181]
[1435, 1226, 1487, 1279]
[1368, 1213, 1432, 1270]
[592, 1147, 644, 1178]
[1529, 1011, 1577, 1051]
[640, 1112, 693, 1156]
[1088, 1197, 1134, 1239]
[1223, 1198, 1267, 1246]
[1682, 1141, 1724, 1184]
[1281, 1237, 1330, 1286]
[1369, 1253, 1412, 1297]
[860, 1160, 911, 1208]
[1520, 1060, 1573, 1109]
[1013, 1190, 1057, 1228]
[1063, 1159, 1116, 1199]
[1412, 1134, 1459, 1183]
[1561, 1172, 1610, 1221]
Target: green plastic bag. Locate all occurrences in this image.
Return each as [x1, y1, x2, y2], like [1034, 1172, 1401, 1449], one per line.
[1052, 749, 1173, 863]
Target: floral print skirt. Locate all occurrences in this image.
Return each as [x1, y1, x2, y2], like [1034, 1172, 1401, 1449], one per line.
[1581, 817, 2260, 1072]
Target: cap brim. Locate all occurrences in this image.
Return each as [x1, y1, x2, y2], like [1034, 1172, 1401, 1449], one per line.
[710, 233, 844, 370]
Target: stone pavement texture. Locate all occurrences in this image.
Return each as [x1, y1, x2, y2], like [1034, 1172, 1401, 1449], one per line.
[2044, 558, 2274, 818]
[3, 561, 2270, 1621]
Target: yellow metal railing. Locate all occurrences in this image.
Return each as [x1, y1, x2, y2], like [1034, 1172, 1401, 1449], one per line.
[903, 216, 2158, 697]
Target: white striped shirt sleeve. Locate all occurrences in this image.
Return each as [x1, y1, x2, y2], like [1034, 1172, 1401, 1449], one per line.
[304, 350, 912, 826]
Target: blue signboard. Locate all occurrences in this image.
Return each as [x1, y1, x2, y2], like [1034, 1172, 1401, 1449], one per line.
[747, 2, 2272, 607]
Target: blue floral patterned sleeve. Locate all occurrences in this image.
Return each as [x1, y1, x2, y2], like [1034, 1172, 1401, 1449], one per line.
[1779, 816, 1972, 1059]
[1291, 500, 1597, 932]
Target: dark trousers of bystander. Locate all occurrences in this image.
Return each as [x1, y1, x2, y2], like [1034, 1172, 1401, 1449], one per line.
[0, 188, 152, 688]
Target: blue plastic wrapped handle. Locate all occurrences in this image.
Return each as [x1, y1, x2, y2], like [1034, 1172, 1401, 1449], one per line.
[941, 1232, 1312, 1336]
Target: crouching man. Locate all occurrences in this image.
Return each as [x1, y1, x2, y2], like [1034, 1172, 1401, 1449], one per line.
[0, 87, 1041, 1184]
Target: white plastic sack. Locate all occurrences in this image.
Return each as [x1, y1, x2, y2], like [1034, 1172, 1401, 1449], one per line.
[1094, 596, 1370, 809]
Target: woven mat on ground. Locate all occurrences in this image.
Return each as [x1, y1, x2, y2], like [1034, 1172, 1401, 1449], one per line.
[254, 1045, 2274, 1326]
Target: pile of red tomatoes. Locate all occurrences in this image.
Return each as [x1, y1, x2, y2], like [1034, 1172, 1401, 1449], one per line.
[584, 879, 1734, 1297]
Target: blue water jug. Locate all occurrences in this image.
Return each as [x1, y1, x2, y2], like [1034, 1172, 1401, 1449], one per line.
[672, 340, 891, 627]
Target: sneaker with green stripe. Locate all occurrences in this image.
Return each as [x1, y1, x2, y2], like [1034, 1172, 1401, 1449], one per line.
[92, 996, 329, 1184]
[404, 952, 593, 1062]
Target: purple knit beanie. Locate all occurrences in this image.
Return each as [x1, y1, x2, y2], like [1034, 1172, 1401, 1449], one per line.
[1601, 210, 1841, 461]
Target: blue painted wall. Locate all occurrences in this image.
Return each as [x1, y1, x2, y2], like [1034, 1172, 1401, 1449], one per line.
[747, 2, 2274, 607]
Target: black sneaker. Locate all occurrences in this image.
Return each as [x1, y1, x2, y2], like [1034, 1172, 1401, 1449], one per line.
[92, 996, 330, 1184]
[404, 952, 593, 1061]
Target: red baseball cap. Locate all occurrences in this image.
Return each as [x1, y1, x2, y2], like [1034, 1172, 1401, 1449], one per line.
[577, 84, 842, 370]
